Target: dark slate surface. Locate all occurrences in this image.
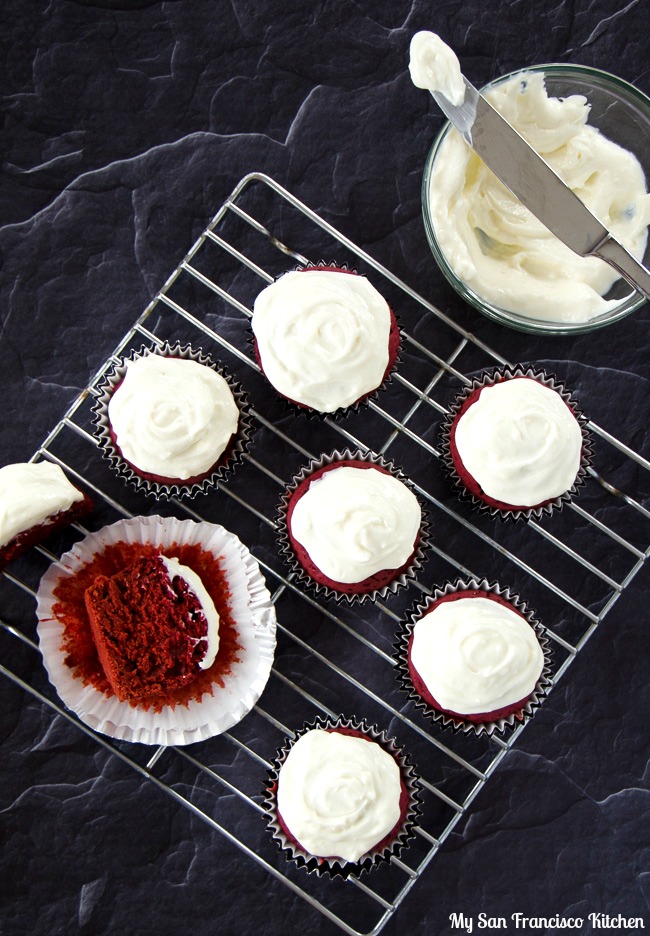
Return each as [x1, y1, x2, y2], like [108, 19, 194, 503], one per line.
[1, 2, 648, 935]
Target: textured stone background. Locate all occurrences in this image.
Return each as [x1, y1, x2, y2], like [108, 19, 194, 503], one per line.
[1, 2, 648, 935]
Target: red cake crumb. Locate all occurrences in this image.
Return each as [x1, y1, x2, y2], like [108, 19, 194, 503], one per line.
[0, 491, 93, 571]
[253, 265, 400, 412]
[286, 459, 420, 595]
[407, 589, 533, 723]
[276, 727, 410, 861]
[53, 541, 241, 712]
[84, 555, 213, 702]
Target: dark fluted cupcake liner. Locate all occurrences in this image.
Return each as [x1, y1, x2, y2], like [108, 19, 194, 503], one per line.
[439, 365, 594, 522]
[277, 448, 432, 605]
[394, 577, 553, 737]
[91, 342, 254, 499]
[262, 714, 422, 879]
[250, 260, 402, 421]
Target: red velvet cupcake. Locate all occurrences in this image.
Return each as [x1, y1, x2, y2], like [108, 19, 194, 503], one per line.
[0, 461, 93, 571]
[251, 262, 400, 416]
[395, 578, 552, 735]
[277, 449, 430, 603]
[92, 342, 253, 499]
[36, 515, 277, 746]
[263, 715, 421, 878]
[440, 366, 592, 521]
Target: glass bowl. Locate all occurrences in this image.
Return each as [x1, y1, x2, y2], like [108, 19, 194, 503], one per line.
[421, 64, 650, 335]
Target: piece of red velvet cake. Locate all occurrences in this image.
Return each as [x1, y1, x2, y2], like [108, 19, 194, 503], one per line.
[84, 553, 219, 702]
[444, 370, 586, 517]
[0, 462, 93, 571]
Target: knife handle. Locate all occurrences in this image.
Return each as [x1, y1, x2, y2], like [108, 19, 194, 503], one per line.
[592, 236, 650, 302]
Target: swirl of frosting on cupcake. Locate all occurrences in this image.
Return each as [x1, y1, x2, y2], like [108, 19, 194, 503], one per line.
[453, 377, 582, 505]
[277, 729, 402, 863]
[251, 269, 391, 412]
[411, 596, 544, 714]
[108, 355, 239, 480]
[0, 462, 84, 549]
[290, 465, 421, 584]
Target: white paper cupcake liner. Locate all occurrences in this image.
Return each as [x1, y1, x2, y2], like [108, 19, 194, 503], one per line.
[262, 714, 422, 879]
[276, 448, 432, 604]
[250, 261, 402, 421]
[91, 342, 254, 499]
[394, 577, 553, 736]
[36, 515, 277, 746]
[439, 365, 594, 522]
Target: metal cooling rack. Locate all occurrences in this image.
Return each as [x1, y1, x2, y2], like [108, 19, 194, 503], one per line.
[2, 173, 649, 936]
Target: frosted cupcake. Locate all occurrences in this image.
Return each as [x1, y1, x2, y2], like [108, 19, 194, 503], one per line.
[251, 263, 400, 415]
[92, 343, 253, 498]
[277, 449, 430, 602]
[395, 578, 552, 735]
[441, 366, 592, 520]
[263, 716, 421, 878]
[0, 461, 93, 570]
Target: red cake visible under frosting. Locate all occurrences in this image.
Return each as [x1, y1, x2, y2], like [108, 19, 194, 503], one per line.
[84, 554, 213, 702]
[53, 540, 240, 712]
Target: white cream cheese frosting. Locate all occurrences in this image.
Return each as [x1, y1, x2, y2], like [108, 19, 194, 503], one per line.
[0, 462, 84, 549]
[160, 555, 220, 669]
[108, 354, 239, 480]
[290, 465, 421, 584]
[251, 269, 392, 412]
[277, 728, 402, 863]
[417, 53, 650, 323]
[454, 378, 582, 506]
[411, 596, 544, 715]
[409, 31, 465, 106]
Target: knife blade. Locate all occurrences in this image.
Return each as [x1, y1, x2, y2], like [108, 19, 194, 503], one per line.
[431, 78, 650, 300]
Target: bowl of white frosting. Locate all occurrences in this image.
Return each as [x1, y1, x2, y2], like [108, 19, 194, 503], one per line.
[421, 64, 650, 333]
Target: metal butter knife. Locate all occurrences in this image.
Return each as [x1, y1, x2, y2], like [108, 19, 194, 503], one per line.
[431, 78, 650, 301]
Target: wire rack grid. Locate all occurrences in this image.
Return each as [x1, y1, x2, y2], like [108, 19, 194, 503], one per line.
[2, 172, 649, 936]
